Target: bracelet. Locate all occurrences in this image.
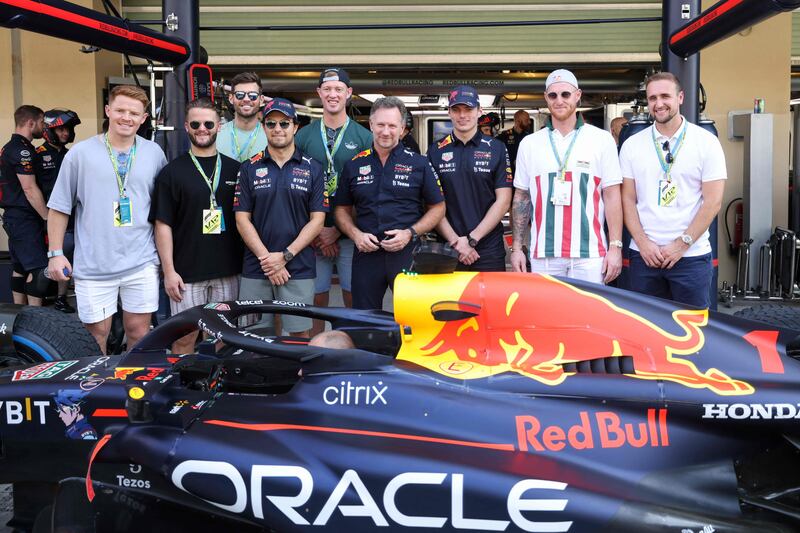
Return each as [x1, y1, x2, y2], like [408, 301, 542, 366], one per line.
[47, 249, 64, 259]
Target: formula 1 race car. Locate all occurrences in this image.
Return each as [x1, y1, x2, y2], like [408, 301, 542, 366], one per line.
[1, 250, 800, 532]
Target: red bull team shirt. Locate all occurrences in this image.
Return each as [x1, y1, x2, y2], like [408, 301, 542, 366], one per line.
[0, 134, 41, 211]
[337, 144, 444, 237]
[514, 116, 621, 259]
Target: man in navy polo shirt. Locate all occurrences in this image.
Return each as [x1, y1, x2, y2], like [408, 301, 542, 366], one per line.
[428, 85, 512, 271]
[234, 98, 326, 337]
[335, 96, 445, 310]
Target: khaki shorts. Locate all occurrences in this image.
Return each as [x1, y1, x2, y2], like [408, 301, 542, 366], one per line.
[238, 277, 314, 334]
[169, 275, 240, 315]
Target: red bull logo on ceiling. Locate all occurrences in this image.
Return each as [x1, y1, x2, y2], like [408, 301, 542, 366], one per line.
[394, 272, 754, 396]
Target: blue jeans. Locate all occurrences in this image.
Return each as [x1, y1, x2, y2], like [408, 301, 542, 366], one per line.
[628, 251, 712, 308]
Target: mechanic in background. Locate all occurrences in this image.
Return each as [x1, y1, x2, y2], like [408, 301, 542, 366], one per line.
[511, 69, 623, 284]
[47, 85, 167, 353]
[151, 98, 243, 354]
[478, 114, 494, 137]
[37, 109, 81, 313]
[496, 109, 532, 176]
[620, 72, 726, 309]
[295, 68, 372, 336]
[401, 114, 420, 153]
[235, 98, 326, 337]
[217, 72, 267, 163]
[0, 105, 47, 306]
[427, 85, 512, 271]
[335, 97, 445, 309]
[611, 116, 628, 147]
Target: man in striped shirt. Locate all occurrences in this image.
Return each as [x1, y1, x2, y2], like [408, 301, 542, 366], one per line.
[511, 69, 623, 284]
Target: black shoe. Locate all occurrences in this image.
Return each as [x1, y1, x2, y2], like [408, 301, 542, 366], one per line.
[54, 296, 75, 313]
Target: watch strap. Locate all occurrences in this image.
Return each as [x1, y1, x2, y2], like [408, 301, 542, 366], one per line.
[47, 249, 64, 259]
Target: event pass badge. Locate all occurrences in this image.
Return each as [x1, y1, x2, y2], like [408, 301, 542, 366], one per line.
[551, 175, 572, 206]
[202, 208, 223, 234]
[658, 179, 678, 207]
[114, 197, 133, 227]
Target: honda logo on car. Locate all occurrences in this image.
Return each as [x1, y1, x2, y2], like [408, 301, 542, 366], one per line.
[172, 461, 572, 531]
[703, 403, 800, 419]
[324, 381, 387, 405]
[516, 409, 669, 452]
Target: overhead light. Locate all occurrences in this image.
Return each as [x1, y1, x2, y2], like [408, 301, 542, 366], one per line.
[359, 94, 384, 102]
[367, 70, 377, 74]
[501, 69, 511, 74]
[479, 95, 496, 108]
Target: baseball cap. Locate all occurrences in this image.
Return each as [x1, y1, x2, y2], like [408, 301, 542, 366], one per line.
[319, 68, 351, 87]
[478, 114, 493, 126]
[448, 85, 479, 108]
[262, 98, 297, 121]
[545, 69, 579, 91]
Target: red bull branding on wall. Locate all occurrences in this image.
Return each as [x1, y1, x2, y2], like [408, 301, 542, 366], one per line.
[394, 272, 754, 396]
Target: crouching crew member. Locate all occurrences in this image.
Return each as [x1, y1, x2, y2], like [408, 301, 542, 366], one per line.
[335, 96, 445, 310]
[234, 98, 326, 337]
[0, 105, 47, 305]
[428, 85, 512, 271]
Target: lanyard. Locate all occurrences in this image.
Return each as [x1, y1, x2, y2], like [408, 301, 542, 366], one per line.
[652, 122, 687, 182]
[231, 124, 260, 162]
[104, 133, 136, 197]
[189, 152, 222, 209]
[319, 117, 350, 176]
[547, 126, 580, 179]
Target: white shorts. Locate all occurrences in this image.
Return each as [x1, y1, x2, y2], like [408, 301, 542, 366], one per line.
[169, 275, 240, 315]
[75, 263, 160, 324]
[530, 257, 604, 284]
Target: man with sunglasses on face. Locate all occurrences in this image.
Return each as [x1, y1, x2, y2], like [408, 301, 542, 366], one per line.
[217, 72, 267, 163]
[620, 72, 726, 309]
[295, 68, 372, 336]
[149, 98, 243, 354]
[234, 98, 326, 337]
[511, 69, 623, 284]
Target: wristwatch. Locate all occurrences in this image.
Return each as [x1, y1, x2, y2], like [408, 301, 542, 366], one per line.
[407, 227, 418, 241]
[467, 235, 479, 248]
[283, 249, 294, 262]
[680, 234, 694, 246]
[609, 240, 623, 249]
[47, 249, 64, 259]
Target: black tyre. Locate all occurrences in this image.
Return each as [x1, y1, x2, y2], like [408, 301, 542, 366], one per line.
[12, 306, 101, 362]
[733, 304, 800, 332]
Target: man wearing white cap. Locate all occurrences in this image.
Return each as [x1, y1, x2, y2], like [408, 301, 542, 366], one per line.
[511, 69, 623, 284]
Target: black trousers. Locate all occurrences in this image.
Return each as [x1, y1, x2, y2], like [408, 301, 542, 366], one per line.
[351, 245, 415, 310]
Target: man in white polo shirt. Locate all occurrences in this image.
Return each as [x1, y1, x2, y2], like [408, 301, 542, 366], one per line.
[511, 69, 623, 284]
[620, 71, 726, 309]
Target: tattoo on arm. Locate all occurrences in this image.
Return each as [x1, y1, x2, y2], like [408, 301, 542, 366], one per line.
[511, 190, 531, 246]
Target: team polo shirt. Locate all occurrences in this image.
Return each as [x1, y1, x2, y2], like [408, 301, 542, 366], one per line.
[217, 121, 268, 163]
[0, 134, 40, 211]
[514, 116, 622, 259]
[619, 117, 727, 257]
[234, 149, 327, 280]
[295, 118, 373, 227]
[496, 127, 530, 174]
[337, 144, 444, 237]
[427, 131, 512, 257]
[35, 142, 66, 200]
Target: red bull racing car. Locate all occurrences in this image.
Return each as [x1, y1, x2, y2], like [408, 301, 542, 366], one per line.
[1, 250, 800, 532]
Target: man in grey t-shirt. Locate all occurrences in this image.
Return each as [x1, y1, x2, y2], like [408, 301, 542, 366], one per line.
[47, 85, 167, 353]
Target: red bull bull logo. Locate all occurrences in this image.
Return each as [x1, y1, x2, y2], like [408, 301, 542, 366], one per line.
[394, 272, 754, 396]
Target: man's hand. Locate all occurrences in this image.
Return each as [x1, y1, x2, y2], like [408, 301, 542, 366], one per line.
[268, 267, 291, 286]
[164, 270, 185, 303]
[47, 256, 72, 282]
[320, 241, 340, 258]
[510, 249, 527, 272]
[450, 236, 479, 265]
[637, 239, 664, 268]
[260, 252, 286, 276]
[661, 238, 689, 269]
[317, 226, 341, 248]
[380, 229, 412, 253]
[602, 247, 622, 284]
[353, 231, 380, 253]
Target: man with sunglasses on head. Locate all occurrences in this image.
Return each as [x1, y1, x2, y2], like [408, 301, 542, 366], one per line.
[217, 72, 267, 163]
[150, 98, 243, 354]
[234, 98, 326, 337]
[620, 72, 726, 309]
[295, 68, 372, 335]
[511, 69, 623, 284]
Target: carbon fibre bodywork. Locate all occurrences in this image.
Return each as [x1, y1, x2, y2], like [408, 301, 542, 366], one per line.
[1, 272, 800, 532]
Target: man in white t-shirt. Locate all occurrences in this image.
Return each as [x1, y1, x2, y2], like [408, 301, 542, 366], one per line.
[511, 69, 623, 284]
[620, 71, 726, 309]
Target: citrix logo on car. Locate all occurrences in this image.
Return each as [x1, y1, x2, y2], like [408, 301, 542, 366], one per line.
[171, 461, 573, 531]
[323, 380, 387, 405]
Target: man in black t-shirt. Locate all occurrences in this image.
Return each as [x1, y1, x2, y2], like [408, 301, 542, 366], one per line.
[150, 98, 243, 354]
[496, 110, 532, 175]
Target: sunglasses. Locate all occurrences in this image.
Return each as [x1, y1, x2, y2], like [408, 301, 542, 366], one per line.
[546, 91, 574, 101]
[662, 140, 674, 164]
[189, 120, 216, 130]
[234, 91, 261, 101]
[265, 120, 293, 130]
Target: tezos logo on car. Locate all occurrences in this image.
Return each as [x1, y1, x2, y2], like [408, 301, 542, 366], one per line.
[172, 461, 572, 531]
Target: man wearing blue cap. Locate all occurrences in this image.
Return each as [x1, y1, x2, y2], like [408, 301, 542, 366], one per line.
[234, 98, 327, 336]
[427, 85, 512, 271]
[511, 69, 623, 284]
